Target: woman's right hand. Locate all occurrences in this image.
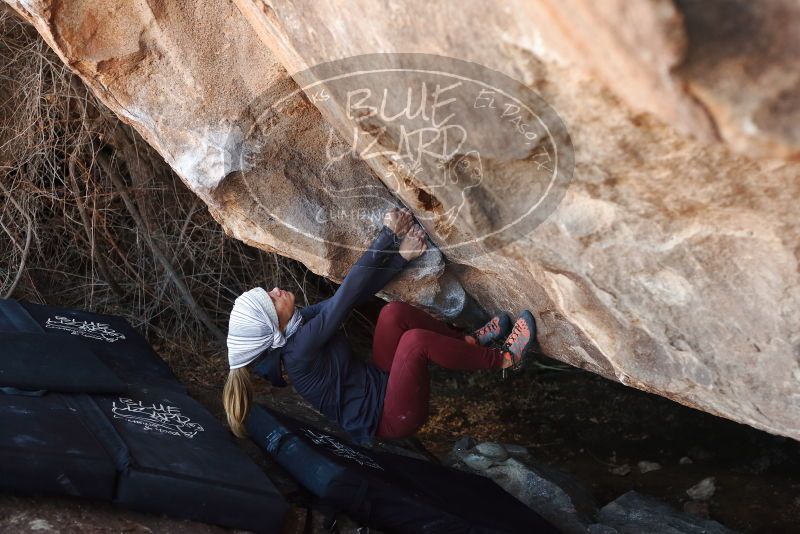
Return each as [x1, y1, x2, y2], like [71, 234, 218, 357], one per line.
[399, 225, 428, 261]
[383, 207, 413, 237]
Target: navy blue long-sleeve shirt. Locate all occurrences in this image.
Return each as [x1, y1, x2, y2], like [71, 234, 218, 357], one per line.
[254, 226, 408, 444]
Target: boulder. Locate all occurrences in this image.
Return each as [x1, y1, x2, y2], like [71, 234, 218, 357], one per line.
[449, 439, 597, 533]
[450, 439, 737, 534]
[2, 0, 463, 317]
[234, 0, 800, 159]
[5, 0, 800, 443]
[594, 491, 735, 534]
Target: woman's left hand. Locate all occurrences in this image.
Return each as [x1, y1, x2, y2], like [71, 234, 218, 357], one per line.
[383, 208, 413, 237]
[399, 225, 428, 261]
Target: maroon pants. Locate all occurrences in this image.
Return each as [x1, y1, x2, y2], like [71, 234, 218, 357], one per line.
[373, 301, 504, 439]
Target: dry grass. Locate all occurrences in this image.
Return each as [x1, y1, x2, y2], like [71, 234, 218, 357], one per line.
[0, 9, 335, 384]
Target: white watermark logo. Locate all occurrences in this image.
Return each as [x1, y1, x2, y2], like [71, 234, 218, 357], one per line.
[224, 54, 573, 259]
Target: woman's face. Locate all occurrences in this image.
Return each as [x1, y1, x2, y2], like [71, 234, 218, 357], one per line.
[267, 286, 295, 331]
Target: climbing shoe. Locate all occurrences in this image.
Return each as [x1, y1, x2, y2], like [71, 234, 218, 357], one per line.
[501, 310, 537, 371]
[470, 313, 511, 346]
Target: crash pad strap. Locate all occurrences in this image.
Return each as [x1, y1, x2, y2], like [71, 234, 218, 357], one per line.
[265, 426, 291, 454]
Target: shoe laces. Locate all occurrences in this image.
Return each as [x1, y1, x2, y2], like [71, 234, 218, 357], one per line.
[475, 317, 499, 337]
[505, 320, 528, 348]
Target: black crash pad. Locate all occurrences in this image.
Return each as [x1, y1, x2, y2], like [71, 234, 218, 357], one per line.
[0, 392, 117, 500]
[247, 405, 561, 534]
[12, 300, 180, 389]
[0, 298, 288, 532]
[93, 384, 286, 530]
[0, 333, 126, 394]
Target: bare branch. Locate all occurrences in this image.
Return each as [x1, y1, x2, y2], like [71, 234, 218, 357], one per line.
[0, 180, 32, 298]
[68, 154, 124, 297]
[97, 152, 226, 346]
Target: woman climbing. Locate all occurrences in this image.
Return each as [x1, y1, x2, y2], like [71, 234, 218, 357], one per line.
[223, 208, 538, 444]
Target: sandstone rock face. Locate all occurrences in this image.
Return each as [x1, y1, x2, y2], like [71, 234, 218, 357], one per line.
[6, 0, 800, 442]
[236, 0, 800, 159]
[3, 0, 463, 315]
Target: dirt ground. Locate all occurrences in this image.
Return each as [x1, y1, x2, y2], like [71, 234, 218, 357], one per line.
[419, 363, 800, 533]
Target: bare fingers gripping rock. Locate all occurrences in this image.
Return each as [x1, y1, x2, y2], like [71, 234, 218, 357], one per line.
[383, 207, 413, 237]
[399, 225, 428, 261]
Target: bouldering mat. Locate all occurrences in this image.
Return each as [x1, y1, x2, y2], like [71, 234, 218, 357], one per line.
[246, 404, 561, 534]
[0, 392, 117, 500]
[13, 299, 180, 389]
[0, 298, 288, 532]
[0, 333, 126, 394]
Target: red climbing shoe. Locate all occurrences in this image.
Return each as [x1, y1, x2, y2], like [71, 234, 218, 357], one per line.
[501, 310, 537, 371]
[470, 313, 511, 346]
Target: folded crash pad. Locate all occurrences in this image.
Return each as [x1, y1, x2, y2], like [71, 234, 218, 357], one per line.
[246, 405, 560, 534]
[0, 333, 126, 394]
[0, 392, 117, 500]
[92, 384, 286, 530]
[0, 298, 288, 532]
[10, 299, 180, 389]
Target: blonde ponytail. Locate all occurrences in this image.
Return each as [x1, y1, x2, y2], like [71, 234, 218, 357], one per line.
[223, 367, 253, 438]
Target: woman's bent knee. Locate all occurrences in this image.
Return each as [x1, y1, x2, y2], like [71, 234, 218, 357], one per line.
[396, 328, 434, 357]
[378, 301, 415, 324]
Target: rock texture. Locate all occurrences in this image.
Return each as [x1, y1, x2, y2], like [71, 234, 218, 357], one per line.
[449, 438, 736, 533]
[236, 0, 800, 159]
[5, 0, 800, 442]
[450, 437, 598, 533]
[594, 491, 735, 534]
[2, 0, 463, 315]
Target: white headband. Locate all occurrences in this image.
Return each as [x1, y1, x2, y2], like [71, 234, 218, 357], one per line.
[226, 287, 301, 369]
